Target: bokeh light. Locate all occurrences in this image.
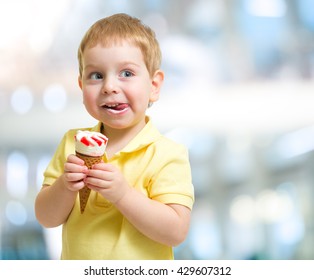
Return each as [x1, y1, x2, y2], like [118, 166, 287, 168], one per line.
[10, 86, 33, 114]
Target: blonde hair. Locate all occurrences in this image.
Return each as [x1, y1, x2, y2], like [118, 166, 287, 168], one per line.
[78, 13, 162, 78]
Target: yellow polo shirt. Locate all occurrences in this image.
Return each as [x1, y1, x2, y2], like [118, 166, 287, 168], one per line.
[42, 117, 194, 260]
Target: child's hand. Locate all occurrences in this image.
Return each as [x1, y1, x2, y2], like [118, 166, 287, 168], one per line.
[63, 154, 88, 192]
[84, 163, 130, 203]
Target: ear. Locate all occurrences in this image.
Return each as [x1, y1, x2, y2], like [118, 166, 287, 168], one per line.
[78, 76, 83, 90]
[149, 70, 164, 103]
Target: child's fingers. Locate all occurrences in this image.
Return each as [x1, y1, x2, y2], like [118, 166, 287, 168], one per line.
[86, 169, 114, 182]
[91, 162, 115, 171]
[64, 162, 88, 173]
[67, 154, 85, 165]
[64, 171, 86, 182]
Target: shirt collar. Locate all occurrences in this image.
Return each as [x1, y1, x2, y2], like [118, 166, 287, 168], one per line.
[91, 116, 161, 154]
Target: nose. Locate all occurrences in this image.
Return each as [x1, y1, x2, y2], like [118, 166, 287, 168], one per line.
[101, 76, 119, 94]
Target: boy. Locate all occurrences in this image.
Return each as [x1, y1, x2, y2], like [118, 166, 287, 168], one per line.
[35, 13, 194, 260]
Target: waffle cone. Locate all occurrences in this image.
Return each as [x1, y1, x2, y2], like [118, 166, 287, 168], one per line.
[76, 152, 103, 214]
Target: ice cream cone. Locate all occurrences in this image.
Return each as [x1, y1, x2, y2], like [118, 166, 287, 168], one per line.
[76, 152, 103, 213]
[74, 130, 108, 214]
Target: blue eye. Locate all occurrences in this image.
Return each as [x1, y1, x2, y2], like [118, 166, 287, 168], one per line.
[120, 70, 133, 78]
[90, 72, 103, 80]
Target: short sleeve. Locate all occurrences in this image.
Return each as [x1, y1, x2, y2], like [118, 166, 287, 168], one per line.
[42, 130, 76, 186]
[147, 141, 194, 210]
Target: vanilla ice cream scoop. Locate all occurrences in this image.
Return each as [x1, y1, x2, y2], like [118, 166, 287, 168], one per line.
[75, 130, 108, 157]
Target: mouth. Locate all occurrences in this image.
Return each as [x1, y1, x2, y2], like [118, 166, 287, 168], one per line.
[101, 103, 129, 114]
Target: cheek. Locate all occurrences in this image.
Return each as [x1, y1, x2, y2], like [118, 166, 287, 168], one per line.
[129, 82, 151, 98]
[128, 89, 150, 106]
[82, 90, 95, 106]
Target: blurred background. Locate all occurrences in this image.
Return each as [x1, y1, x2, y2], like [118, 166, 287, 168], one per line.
[1, 0, 314, 260]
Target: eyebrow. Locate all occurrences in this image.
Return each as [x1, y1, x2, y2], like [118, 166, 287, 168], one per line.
[121, 61, 141, 68]
[83, 61, 141, 70]
[83, 64, 101, 70]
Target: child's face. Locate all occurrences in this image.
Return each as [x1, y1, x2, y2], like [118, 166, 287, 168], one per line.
[78, 41, 163, 132]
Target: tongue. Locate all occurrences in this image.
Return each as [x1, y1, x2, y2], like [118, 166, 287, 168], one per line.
[112, 104, 128, 111]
